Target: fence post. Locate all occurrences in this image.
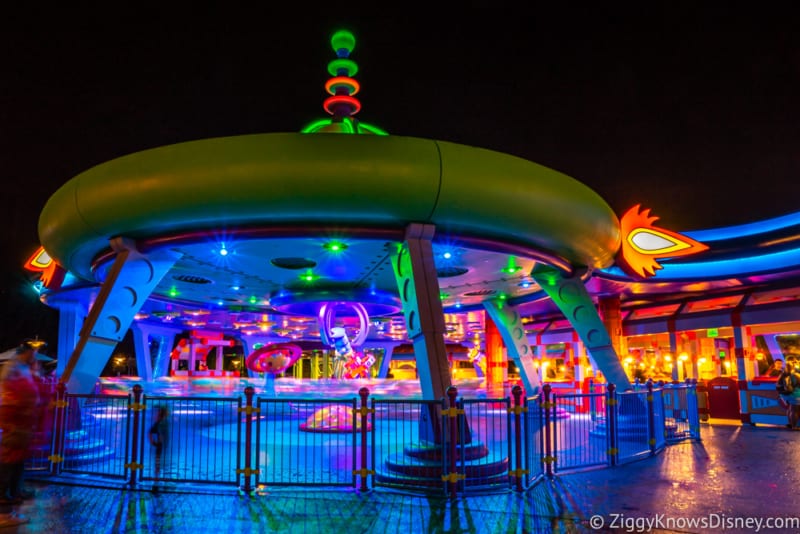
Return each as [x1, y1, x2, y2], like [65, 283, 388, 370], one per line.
[606, 383, 618, 467]
[49, 382, 67, 475]
[127, 384, 143, 487]
[357, 387, 373, 492]
[686, 378, 701, 440]
[542, 384, 553, 478]
[646, 379, 656, 455]
[240, 386, 256, 493]
[445, 386, 461, 498]
[510, 385, 526, 492]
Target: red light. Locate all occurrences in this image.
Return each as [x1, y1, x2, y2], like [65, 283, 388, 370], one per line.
[323, 95, 361, 116]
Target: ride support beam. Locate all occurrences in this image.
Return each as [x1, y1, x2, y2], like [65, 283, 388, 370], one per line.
[59, 237, 180, 394]
[130, 323, 154, 381]
[531, 264, 631, 390]
[484, 314, 506, 395]
[54, 300, 87, 377]
[482, 299, 541, 396]
[392, 223, 452, 401]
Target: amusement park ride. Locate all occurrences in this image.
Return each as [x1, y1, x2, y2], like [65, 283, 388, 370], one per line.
[25, 29, 800, 432]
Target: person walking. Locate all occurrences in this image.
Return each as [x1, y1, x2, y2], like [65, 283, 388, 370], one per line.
[0, 340, 44, 527]
[776, 361, 800, 429]
[149, 405, 170, 485]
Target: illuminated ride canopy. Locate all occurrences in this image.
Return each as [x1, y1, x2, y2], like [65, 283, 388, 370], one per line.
[29, 30, 726, 399]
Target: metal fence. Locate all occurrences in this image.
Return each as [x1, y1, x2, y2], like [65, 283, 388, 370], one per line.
[139, 395, 243, 486]
[59, 394, 131, 479]
[32, 380, 701, 496]
[254, 396, 357, 487]
[369, 397, 446, 491]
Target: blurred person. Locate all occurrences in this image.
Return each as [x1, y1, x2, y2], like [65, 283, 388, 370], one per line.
[776, 361, 800, 429]
[0, 340, 44, 526]
[766, 358, 785, 377]
[31, 358, 55, 481]
[148, 405, 170, 485]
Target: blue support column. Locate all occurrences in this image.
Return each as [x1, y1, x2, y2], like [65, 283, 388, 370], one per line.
[482, 299, 541, 395]
[531, 264, 631, 390]
[54, 300, 87, 378]
[151, 327, 178, 379]
[130, 323, 181, 381]
[362, 342, 400, 378]
[59, 237, 181, 395]
[130, 323, 153, 381]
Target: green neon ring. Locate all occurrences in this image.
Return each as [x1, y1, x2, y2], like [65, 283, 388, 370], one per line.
[327, 58, 358, 77]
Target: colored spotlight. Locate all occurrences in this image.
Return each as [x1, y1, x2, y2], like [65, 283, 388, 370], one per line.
[323, 241, 348, 252]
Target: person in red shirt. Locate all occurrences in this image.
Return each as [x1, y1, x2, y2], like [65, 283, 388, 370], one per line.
[0, 340, 43, 527]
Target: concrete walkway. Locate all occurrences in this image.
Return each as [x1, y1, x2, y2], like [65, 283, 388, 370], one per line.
[5, 422, 799, 533]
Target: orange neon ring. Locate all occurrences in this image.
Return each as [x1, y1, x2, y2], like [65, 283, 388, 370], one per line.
[325, 76, 360, 96]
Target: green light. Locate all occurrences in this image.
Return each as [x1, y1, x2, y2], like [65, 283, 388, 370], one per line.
[300, 270, 320, 283]
[331, 30, 356, 54]
[249, 296, 257, 304]
[168, 287, 179, 297]
[707, 328, 719, 338]
[300, 119, 332, 133]
[339, 118, 355, 133]
[301, 118, 389, 136]
[439, 293, 449, 300]
[323, 241, 347, 252]
[358, 122, 389, 136]
[328, 58, 358, 77]
[501, 256, 522, 274]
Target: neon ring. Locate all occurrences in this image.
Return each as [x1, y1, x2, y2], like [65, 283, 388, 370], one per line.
[325, 76, 360, 96]
[323, 95, 361, 116]
[245, 343, 302, 374]
[327, 58, 358, 77]
[318, 302, 369, 347]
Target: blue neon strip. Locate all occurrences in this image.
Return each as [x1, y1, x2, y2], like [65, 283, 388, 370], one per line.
[604, 246, 800, 280]
[685, 211, 800, 242]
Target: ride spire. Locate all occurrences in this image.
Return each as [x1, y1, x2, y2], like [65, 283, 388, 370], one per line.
[300, 29, 388, 135]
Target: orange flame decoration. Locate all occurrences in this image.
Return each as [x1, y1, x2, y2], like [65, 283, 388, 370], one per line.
[24, 246, 66, 289]
[616, 205, 709, 278]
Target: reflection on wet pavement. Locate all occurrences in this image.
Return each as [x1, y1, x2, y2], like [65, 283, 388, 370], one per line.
[17, 422, 800, 533]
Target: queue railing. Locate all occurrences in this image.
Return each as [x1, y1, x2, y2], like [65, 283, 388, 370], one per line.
[36, 379, 700, 495]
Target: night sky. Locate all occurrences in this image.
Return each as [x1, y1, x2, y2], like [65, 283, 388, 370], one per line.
[2, 6, 799, 347]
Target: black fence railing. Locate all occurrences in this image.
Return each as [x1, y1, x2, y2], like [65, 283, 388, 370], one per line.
[30, 380, 701, 496]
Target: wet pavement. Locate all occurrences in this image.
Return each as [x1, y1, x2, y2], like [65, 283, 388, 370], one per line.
[5, 421, 800, 533]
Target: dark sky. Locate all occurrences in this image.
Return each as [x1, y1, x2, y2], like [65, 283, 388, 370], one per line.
[2, 6, 799, 344]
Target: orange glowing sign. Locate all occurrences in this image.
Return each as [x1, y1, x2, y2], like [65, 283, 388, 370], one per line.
[24, 246, 66, 289]
[616, 205, 709, 278]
